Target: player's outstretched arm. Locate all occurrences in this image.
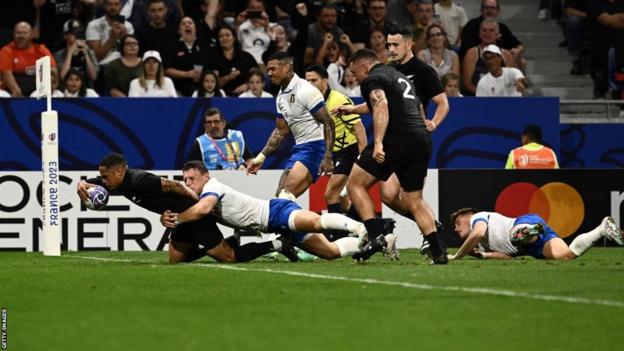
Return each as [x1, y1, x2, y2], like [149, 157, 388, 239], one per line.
[247, 118, 290, 174]
[332, 102, 369, 116]
[451, 221, 487, 260]
[176, 195, 219, 225]
[161, 178, 199, 201]
[76, 180, 96, 203]
[313, 106, 335, 173]
[483, 251, 513, 259]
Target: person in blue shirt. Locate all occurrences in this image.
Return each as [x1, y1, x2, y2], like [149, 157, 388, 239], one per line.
[187, 107, 252, 170]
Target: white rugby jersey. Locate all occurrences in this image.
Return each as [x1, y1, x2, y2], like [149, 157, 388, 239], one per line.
[275, 73, 326, 144]
[470, 212, 518, 256]
[200, 178, 270, 232]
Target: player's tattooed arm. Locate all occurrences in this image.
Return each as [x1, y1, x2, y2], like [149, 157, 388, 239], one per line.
[313, 106, 335, 173]
[313, 106, 335, 156]
[260, 118, 291, 156]
[370, 89, 389, 145]
[161, 178, 199, 201]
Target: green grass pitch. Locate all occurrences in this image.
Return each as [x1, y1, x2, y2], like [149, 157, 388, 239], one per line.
[1, 248, 623, 351]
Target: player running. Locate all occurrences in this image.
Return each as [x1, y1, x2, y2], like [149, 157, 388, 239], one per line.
[345, 49, 448, 264]
[246, 52, 335, 200]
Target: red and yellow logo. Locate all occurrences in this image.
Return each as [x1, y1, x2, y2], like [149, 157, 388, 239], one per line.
[495, 182, 584, 237]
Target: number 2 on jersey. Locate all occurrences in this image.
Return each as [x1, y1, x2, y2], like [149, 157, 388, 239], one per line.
[398, 78, 416, 100]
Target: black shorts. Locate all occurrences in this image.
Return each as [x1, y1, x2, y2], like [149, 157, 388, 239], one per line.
[169, 216, 223, 249]
[355, 139, 432, 192]
[332, 143, 359, 175]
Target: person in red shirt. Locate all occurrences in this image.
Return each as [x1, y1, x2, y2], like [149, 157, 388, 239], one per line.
[0, 21, 57, 97]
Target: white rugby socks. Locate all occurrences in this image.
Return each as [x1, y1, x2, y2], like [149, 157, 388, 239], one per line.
[320, 213, 362, 233]
[334, 237, 360, 257]
[277, 189, 297, 201]
[569, 226, 603, 256]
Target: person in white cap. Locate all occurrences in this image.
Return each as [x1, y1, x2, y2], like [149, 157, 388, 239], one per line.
[128, 50, 177, 97]
[476, 44, 526, 97]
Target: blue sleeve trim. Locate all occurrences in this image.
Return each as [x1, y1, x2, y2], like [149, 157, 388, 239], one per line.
[199, 192, 220, 199]
[471, 218, 488, 227]
[309, 100, 325, 115]
[276, 113, 284, 119]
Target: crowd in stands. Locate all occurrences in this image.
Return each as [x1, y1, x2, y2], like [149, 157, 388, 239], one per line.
[0, 0, 622, 100]
[539, 0, 624, 100]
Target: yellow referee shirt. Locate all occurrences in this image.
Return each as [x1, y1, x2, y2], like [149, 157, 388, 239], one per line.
[326, 89, 361, 152]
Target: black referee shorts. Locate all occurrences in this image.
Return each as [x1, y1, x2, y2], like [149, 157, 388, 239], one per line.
[355, 139, 432, 192]
[332, 143, 359, 175]
[169, 216, 223, 249]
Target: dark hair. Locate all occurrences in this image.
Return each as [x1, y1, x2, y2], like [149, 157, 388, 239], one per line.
[198, 70, 224, 97]
[305, 64, 329, 79]
[319, 3, 338, 14]
[267, 51, 292, 65]
[119, 34, 139, 56]
[449, 207, 480, 226]
[387, 23, 413, 38]
[523, 125, 542, 143]
[426, 23, 446, 38]
[217, 25, 241, 51]
[349, 48, 379, 64]
[148, 0, 166, 6]
[183, 160, 208, 174]
[64, 69, 87, 97]
[204, 107, 224, 121]
[248, 67, 265, 82]
[441, 72, 460, 87]
[481, 0, 499, 10]
[99, 153, 127, 168]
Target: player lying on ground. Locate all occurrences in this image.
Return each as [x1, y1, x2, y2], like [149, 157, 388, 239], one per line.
[161, 161, 399, 261]
[449, 208, 624, 260]
[77, 153, 294, 264]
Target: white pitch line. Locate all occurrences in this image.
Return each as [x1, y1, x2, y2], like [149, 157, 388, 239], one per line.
[70, 255, 624, 309]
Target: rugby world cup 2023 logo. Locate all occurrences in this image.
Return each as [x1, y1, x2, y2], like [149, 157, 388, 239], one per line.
[495, 182, 584, 238]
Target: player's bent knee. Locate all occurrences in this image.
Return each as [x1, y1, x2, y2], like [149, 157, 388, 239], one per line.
[168, 240, 191, 264]
[543, 238, 577, 260]
[309, 245, 340, 260]
[207, 241, 237, 262]
[328, 246, 342, 260]
[299, 234, 340, 260]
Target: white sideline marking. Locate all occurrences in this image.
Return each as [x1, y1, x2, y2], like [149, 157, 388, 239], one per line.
[71, 255, 624, 309]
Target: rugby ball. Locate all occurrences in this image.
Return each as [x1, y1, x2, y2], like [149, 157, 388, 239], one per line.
[86, 185, 109, 210]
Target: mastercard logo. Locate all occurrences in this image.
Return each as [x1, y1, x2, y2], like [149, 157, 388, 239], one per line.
[494, 182, 585, 238]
